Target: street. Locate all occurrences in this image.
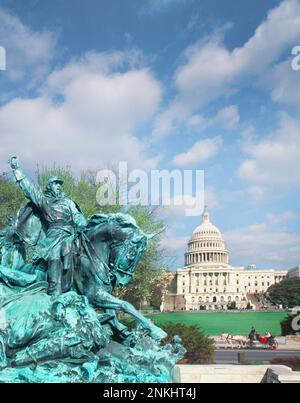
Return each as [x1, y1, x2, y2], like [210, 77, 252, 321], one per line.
[215, 349, 300, 364]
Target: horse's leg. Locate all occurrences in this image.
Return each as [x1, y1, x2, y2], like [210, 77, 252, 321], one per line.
[103, 308, 129, 334]
[93, 290, 167, 341]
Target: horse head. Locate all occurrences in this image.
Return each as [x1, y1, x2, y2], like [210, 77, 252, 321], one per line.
[108, 215, 148, 288]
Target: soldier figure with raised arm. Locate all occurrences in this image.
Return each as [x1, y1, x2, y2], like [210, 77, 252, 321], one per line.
[9, 157, 87, 296]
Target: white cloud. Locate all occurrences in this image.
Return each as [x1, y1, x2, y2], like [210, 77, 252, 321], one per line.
[141, 0, 190, 14]
[162, 187, 218, 220]
[0, 51, 162, 173]
[172, 136, 223, 167]
[0, 7, 56, 82]
[44, 50, 146, 94]
[153, 0, 300, 138]
[187, 105, 240, 133]
[154, 103, 239, 143]
[160, 232, 190, 252]
[176, 0, 300, 96]
[246, 186, 269, 203]
[269, 59, 300, 112]
[224, 222, 300, 268]
[267, 211, 299, 225]
[238, 113, 300, 194]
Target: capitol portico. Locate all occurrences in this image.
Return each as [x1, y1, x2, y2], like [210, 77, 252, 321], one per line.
[163, 209, 293, 311]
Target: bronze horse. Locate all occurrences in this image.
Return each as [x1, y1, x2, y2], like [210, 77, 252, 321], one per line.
[0, 211, 167, 342]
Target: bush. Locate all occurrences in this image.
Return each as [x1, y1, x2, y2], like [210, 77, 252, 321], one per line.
[160, 323, 215, 364]
[270, 357, 300, 371]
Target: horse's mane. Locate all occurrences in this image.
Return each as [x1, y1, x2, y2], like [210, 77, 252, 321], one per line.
[88, 213, 140, 231]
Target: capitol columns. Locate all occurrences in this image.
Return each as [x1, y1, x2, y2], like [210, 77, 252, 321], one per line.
[189, 268, 192, 294]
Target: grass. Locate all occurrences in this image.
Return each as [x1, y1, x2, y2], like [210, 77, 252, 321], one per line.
[145, 311, 288, 336]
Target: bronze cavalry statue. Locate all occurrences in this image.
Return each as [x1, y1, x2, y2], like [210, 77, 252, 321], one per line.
[0, 157, 184, 383]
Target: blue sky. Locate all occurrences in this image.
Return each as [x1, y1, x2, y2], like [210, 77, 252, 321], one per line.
[0, 0, 300, 270]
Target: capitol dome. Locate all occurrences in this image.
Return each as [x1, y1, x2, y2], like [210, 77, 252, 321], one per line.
[185, 208, 229, 268]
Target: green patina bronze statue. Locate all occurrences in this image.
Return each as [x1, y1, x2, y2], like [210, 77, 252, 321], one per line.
[10, 157, 87, 296]
[0, 157, 185, 383]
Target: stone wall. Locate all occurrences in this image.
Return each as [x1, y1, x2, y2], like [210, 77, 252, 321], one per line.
[172, 365, 300, 383]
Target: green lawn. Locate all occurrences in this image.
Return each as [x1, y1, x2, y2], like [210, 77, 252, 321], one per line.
[145, 311, 288, 336]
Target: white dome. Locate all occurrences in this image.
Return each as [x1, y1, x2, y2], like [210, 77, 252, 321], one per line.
[185, 209, 229, 267]
[192, 211, 222, 239]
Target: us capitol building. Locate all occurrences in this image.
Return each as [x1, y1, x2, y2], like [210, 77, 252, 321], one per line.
[163, 209, 299, 311]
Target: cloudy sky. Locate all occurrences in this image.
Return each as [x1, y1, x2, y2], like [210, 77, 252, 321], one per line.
[0, 0, 300, 270]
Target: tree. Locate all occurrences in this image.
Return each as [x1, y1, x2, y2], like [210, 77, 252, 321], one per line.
[116, 205, 167, 309]
[267, 279, 300, 308]
[228, 301, 237, 310]
[0, 176, 26, 229]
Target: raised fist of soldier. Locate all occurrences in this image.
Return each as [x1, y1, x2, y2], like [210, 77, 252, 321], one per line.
[9, 157, 19, 171]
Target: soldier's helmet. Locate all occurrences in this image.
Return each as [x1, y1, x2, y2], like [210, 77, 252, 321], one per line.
[46, 176, 64, 186]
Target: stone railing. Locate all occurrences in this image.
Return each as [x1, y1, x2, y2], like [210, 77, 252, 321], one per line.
[172, 365, 300, 383]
